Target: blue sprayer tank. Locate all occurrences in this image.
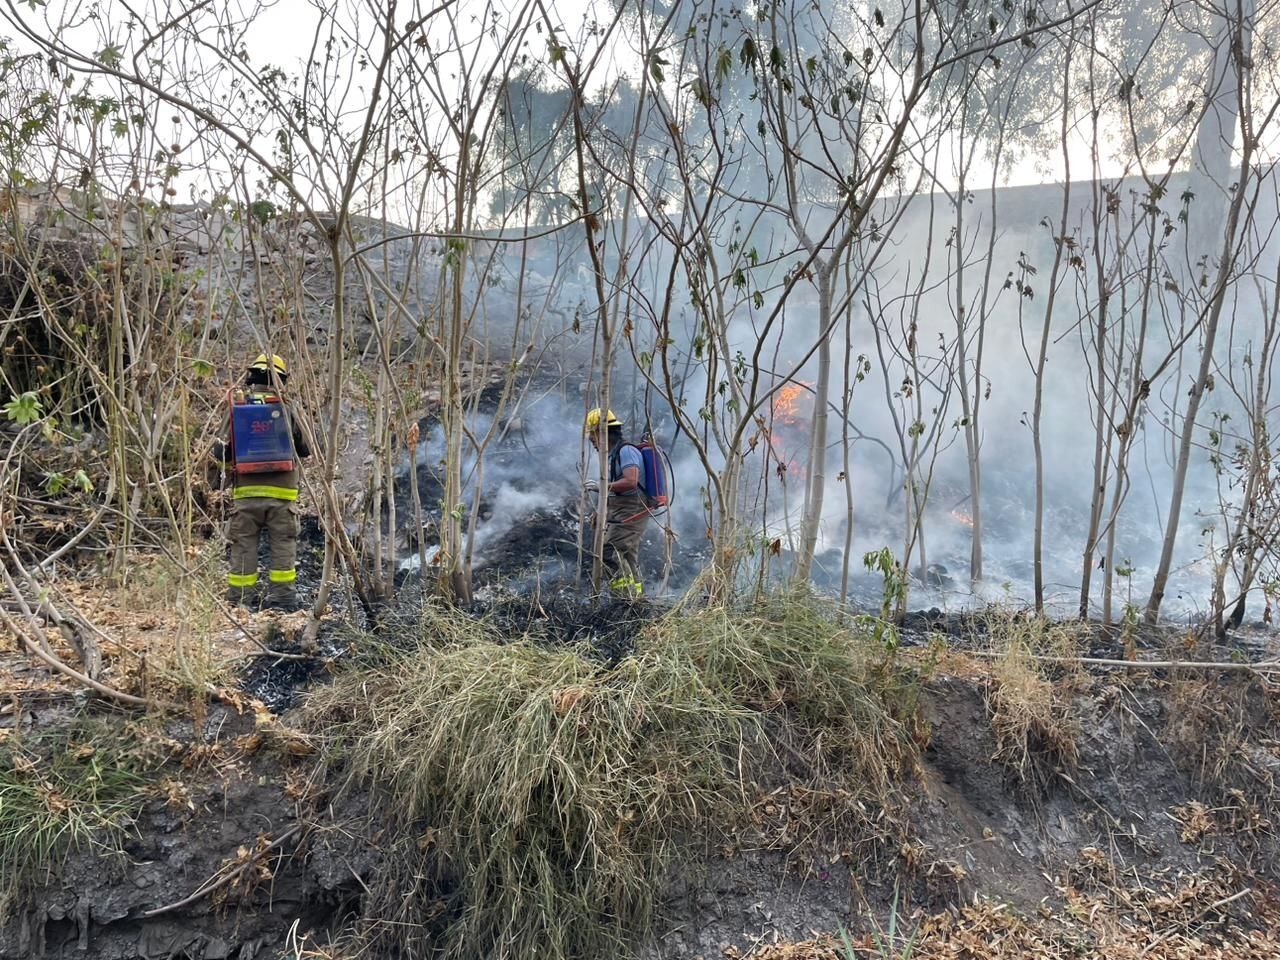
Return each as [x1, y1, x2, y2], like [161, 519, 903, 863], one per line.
[229, 393, 296, 475]
[635, 439, 670, 508]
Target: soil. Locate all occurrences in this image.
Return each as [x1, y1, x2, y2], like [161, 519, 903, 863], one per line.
[0, 705, 350, 960]
[5, 641, 1279, 959]
[644, 668, 1277, 959]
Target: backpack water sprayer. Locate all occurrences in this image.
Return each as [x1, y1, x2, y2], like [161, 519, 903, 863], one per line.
[634, 436, 674, 511]
[229, 392, 296, 475]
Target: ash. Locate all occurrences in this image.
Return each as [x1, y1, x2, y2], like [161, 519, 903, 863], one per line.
[474, 585, 662, 666]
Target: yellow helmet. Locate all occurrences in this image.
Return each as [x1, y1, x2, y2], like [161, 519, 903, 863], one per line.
[250, 353, 287, 376]
[584, 408, 622, 430]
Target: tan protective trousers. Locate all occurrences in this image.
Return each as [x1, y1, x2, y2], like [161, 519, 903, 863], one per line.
[602, 498, 649, 594]
[227, 497, 298, 601]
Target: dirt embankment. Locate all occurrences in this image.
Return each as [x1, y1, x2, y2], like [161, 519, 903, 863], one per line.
[4, 639, 1278, 960]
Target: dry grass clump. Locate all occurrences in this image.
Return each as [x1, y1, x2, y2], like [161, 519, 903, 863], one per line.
[641, 596, 918, 781]
[980, 610, 1085, 786]
[645, 596, 919, 870]
[308, 593, 918, 960]
[310, 618, 748, 958]
[0, 718, 157, 921]
[1165, 675, 1280, 825]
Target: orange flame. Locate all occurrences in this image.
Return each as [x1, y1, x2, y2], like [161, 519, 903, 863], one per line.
[773, 382, 807, 424]
[951, 509, 974, 527]
[769, 381, 813, 481]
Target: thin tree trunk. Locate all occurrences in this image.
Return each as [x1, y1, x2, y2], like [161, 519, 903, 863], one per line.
[1030, 51, 1074, 613]
[558, 50, 615, 591]
[839, 255, 859, 610]
[1145, 151, 1252, 623]
[1209, 227, 1277, 635]
[1078, 179, 1113, 619]
[952, 111, 983, 583]
[795, 270, 832, 583]
[1148, 0, 1254, 622]
[1100, 184, 1176, 621]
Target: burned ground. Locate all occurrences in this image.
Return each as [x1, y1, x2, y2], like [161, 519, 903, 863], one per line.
[10, 365, 1280, 958]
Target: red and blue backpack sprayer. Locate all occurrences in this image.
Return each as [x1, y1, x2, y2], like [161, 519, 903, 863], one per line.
[228, 390, 296, 475]
[633, 434, 673, 512]
[606, 428, 674, 517]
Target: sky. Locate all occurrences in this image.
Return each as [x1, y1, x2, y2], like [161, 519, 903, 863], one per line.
[6, 0, 1256, 210]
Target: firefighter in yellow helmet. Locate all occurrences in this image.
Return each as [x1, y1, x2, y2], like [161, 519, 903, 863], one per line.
[584, 408, 648, 597]
[219, 354, 312, 611]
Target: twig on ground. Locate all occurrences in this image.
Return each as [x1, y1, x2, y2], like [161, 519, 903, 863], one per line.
[0, 603, 154, 707]
[1136, 886, 1253, 958]
[139, 825, 304, 918]
[971, 651, 1280, 673]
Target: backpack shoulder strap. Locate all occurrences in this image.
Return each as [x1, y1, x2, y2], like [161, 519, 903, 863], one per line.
[609, 442, 640, 478]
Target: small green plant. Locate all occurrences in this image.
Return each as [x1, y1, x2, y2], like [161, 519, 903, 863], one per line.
[248, 198, 277, 224]
[1121, 603, 1140, 659]
[839, 883, 920, 959]
[862, 547, 906, 649]
[43, 469, 94, 496]
[3, 391, 42, 425]
[1115, 558, 1139, 658]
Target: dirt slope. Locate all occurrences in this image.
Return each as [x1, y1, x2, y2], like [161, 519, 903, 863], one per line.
[4, 657, 1276, 960]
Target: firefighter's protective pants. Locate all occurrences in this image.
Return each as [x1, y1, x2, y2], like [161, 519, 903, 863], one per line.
[227, 497, 298, 605]
[602, 499, 649, 597]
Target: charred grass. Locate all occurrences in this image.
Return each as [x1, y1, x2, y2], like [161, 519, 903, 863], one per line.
[307, 593, 921, 960]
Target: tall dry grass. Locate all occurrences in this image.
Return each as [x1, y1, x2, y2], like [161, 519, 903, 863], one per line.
[308, 594, 921, 960]
[980, 609, 1085, 786]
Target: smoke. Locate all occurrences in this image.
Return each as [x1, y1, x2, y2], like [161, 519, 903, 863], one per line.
[385, 160, 1279, 618]
[766, 172, 1280, 618]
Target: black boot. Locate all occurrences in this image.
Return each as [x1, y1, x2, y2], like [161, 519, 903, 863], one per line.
[265, 591, 303, 613]
[226, 586, 258, 608]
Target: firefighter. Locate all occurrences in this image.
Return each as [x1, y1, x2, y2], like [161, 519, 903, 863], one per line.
[220, 354, 312, 611]
[584, 408, 649, 597]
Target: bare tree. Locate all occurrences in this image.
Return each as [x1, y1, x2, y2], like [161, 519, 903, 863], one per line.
[1020, 38, 1077, 614]
[1145, 0, 1277, 622]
